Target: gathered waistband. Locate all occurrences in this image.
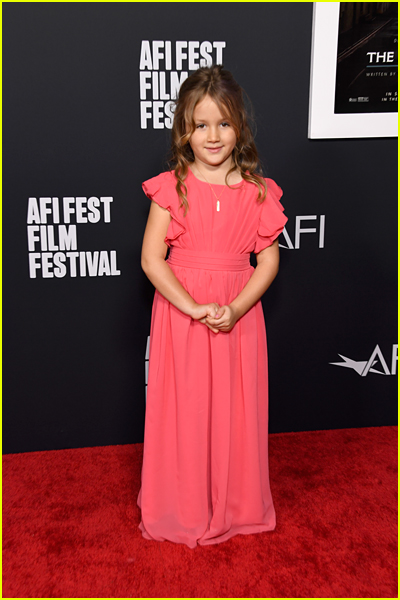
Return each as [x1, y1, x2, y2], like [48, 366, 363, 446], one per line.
[167, 248, 251, 271]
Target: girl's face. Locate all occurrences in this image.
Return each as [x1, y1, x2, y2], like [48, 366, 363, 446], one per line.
[189, 95, 237, 171]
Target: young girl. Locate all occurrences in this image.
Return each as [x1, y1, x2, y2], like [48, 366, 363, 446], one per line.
[138, 65, 287, 548]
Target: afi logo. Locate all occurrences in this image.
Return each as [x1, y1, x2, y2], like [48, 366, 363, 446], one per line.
[330, 344, 398, 377]
[280, 215, 325, 250]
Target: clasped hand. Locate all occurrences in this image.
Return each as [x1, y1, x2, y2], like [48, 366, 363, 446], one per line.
[191, 303, 238, 334]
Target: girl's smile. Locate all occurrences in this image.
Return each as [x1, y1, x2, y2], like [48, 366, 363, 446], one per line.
[189, 95, 237, 178]
[206, 147, 223, 153]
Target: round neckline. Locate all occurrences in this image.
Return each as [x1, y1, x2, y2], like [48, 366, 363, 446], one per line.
[188, 166, 244, 188]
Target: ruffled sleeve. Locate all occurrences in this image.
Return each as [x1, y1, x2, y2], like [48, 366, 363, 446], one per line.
[142, 171, 186, 247]
[254, 178, 288, 253]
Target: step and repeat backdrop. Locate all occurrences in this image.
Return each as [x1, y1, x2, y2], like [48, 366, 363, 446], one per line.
[3, 3, 397, 453]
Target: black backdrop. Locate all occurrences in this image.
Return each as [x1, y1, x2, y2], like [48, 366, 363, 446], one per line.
[3, 3, 397, 454]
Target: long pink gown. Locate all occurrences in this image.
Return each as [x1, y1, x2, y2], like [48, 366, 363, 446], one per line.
[137, 168, 287, 548]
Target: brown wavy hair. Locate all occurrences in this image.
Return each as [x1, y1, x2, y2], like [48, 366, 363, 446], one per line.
[169, 65, 267, 214]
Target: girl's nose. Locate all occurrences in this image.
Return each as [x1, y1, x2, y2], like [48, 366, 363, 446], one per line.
[207, 127, 220, 142]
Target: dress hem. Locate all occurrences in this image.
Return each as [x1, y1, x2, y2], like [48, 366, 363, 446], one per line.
[138, 519, 276, 549]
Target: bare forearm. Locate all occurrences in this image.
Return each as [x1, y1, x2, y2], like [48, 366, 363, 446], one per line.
[205, 248, 279, 333]
[230, 258, 279, 319]
[142, 257, 197, 317]
[141, 202, 221, 330]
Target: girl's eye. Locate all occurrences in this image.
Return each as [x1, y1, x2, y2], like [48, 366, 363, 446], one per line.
[221, 122, 230, 128]
[196, 123, 206, 129]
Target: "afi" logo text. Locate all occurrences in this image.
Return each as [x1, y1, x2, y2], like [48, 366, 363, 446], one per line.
[330, 344, 398, 377]
[280, 215, 325, 249]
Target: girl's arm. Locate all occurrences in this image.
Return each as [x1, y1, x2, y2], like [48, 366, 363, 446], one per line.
[206, 240, 280, 332]
[141, 201, 221, 332]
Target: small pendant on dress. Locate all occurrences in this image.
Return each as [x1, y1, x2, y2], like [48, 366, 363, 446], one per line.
[216, 200, 220, 212]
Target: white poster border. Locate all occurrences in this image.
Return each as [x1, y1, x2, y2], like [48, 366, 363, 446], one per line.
[308, 2, 397, 139]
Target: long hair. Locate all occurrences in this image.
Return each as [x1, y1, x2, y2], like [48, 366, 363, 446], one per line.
[169, 65, 267, 214]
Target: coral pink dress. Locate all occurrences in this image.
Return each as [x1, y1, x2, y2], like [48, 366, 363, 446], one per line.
[137, 168, 287, 548]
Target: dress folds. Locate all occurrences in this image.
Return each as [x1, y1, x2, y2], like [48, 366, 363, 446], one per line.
[138, 168, 287, 547]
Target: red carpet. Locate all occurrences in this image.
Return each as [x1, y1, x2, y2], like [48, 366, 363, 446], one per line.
[2, 426, 398, 598]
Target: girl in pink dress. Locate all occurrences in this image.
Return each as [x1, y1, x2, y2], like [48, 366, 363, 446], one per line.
[138, 65, 287, 548]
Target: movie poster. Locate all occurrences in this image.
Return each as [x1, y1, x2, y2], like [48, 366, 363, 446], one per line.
[335, 2, 398, 114]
